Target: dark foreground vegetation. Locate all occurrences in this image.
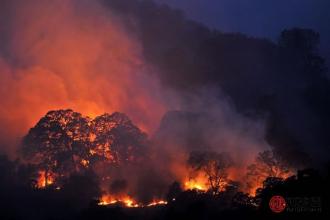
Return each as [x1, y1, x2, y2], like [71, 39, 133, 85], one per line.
[0, 155, 329, 220]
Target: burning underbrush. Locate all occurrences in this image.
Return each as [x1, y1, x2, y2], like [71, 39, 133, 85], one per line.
[98, 194, 167, 207]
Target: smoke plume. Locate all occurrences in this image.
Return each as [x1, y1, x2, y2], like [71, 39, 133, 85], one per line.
[0, 0, 172, 156]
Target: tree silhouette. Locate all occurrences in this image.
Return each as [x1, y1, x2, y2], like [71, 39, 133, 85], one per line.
[21, 110, 148, 187]
[21, 110, 92, 186]
[188, 151, 232, 195]
[246, 150, 292, 193]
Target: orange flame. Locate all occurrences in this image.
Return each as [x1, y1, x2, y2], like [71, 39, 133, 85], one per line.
[98, 194, 168, 208]
[36, 170, 55, 188]
[98, 195, 140, 207]
[147, 200, 168, 207]
[184, 180, 207, 191]
[183, 170, 209, 191]
[247, 171, 294, 196]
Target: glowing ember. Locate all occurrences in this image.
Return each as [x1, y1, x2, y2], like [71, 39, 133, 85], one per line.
[80, 159, 89, 167]
[89, 149, 96, 155]
[89, 133, 96, 142]
[147, 200, 168, 207]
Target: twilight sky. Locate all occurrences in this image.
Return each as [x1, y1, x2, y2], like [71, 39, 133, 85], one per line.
[155, 0, 330, 63]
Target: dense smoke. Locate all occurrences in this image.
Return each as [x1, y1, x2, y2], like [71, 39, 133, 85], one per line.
[100, 0, 330, 165]
[0, 0, 171, 156]
[0, 0, 269, 163]
[152, 89, 269, 185]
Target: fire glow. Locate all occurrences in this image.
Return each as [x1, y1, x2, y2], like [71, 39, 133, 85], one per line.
[98, 195, 140, 207]
[184, 177, 208, 191]
[36, 171, 55, 188]
[25, 109, 294, 208]
[98, 194, 167, 208]
[0, 0, 169, 158]
[0, 0, 297, 211]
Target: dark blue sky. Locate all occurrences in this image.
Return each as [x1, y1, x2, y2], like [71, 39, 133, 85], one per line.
[156, 0, 330, 62]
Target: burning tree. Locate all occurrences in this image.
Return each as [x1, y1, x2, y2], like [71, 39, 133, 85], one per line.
[91, 112, 148, 164]
[246, 150, 293, 194]
[188, 151, 232, 195]
[21, 110, 92, 186]
[21, 109, 148, 188]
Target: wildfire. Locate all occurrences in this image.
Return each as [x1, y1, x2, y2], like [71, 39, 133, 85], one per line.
[98, 194, 168, 208]
[184, 180, 207, 191]
[247, 173, 294, 196]
[98, 195, 140, 207]
[36, 170, 55, 188]
[183, 173, 208, 191]
[80, 159, 89, 167]
[147, 200, 168, 207]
